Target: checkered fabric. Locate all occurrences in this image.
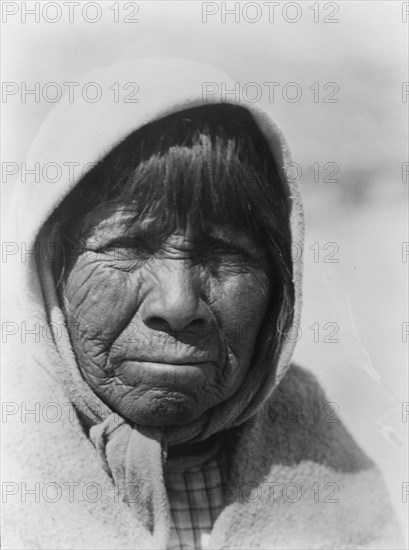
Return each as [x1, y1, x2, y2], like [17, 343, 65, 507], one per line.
[165, 442, 226, 550]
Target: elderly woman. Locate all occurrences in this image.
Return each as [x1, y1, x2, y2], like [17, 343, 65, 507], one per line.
[3, 59, 401, 549]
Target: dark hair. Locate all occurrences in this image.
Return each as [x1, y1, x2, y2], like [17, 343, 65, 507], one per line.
[45, 103, 294, 378]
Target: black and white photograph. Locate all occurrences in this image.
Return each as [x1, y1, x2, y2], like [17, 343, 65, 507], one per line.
[2, 1, 408, 548]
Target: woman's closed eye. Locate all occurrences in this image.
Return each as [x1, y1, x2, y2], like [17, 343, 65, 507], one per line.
[202, 239, 265, 264]
[98, 237, 155, 261]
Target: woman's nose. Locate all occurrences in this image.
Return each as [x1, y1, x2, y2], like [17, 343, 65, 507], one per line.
[140, 262, 207, 333]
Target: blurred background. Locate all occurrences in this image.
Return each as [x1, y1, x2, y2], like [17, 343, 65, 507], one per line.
[2, 0, 408, 533]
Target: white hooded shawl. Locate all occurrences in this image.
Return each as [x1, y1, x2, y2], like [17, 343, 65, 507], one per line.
[3, 58, 402, 549]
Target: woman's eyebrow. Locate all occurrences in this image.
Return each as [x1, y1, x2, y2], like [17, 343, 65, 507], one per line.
[206, 227, 257, 248]
[203, 230, 267, 262]
[88, 214, 262, 257]
[90, 212, 168, 239]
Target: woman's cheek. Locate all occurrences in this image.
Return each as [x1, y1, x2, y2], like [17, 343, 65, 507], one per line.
[211, 270, 269, 352]
[63, 260, 141, 372]
[65, 260, 134, 325]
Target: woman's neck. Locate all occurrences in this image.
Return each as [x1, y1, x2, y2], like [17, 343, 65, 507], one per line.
[165, 432, 222, 470]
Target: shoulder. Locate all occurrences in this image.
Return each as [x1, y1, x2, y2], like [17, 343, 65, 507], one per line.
[257, 363, 374, 472]
[218, 366, 403, 549]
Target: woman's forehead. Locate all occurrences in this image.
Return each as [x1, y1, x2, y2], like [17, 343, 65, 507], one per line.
[83, 202, 262, 246]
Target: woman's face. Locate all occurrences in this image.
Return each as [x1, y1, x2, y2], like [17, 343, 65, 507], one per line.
[61, 203, 270, 427]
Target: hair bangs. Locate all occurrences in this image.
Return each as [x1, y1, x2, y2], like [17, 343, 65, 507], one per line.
[110, 131, 278, 243]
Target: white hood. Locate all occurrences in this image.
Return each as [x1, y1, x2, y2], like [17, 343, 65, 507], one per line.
[7, 58, 304, 445]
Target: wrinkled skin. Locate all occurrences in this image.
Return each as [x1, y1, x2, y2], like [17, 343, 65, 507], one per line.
[62, 205, 270, 427]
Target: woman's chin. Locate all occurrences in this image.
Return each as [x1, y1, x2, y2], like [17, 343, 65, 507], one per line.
[121, 391, 205, 427]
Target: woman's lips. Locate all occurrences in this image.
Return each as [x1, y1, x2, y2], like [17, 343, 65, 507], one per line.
[121, 355, 217, 365]
[135, 359, 210, 365]
[119, 360, 217, 387]
[126, 360, 215, 371]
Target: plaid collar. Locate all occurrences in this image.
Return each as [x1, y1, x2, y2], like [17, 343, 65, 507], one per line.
[165, 436, 227, 550]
